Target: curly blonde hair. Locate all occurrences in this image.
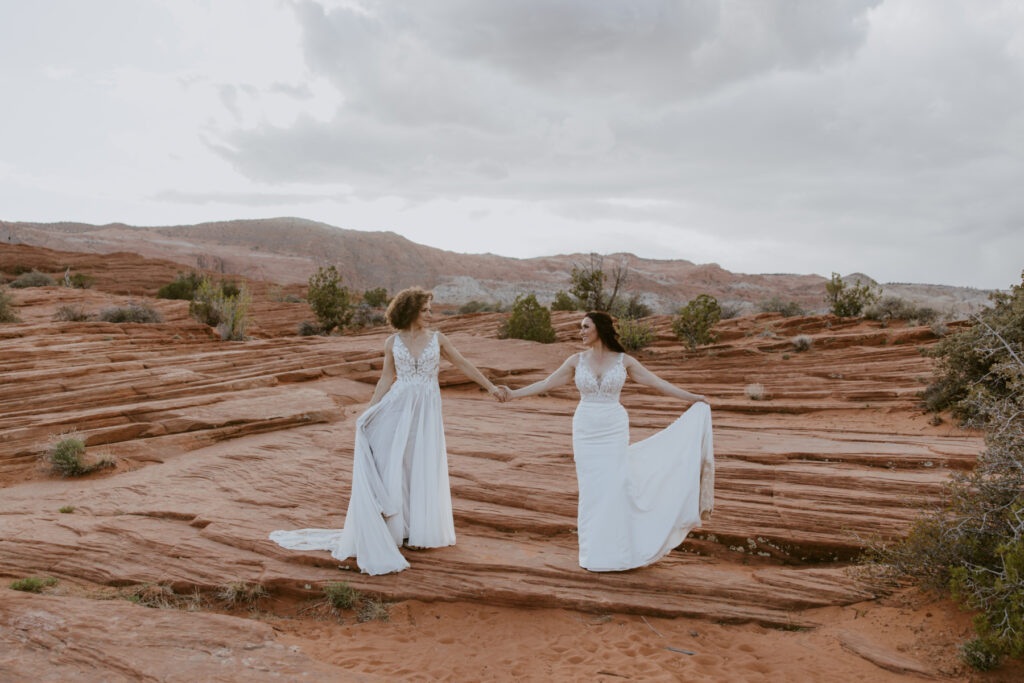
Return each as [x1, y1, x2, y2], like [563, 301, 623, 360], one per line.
[386, 287, 432, 330]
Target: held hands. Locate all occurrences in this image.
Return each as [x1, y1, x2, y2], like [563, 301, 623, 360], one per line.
[490, 385, 513, 403]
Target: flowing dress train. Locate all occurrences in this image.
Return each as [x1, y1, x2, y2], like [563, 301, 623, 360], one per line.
[571, 353, 714, 571]
[269, 331, 455, 575]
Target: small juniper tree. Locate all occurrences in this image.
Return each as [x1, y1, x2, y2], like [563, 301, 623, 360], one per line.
[498, 294, 556, 343]
[672, 294, 721, 349]
[824, 272, 880, 317]
[307, 265, 353, 334]
[570, 254, 628, 312]
[617, 318, 655, 351]
[362, 287, 389, 308]
[550, 290, 577, 311]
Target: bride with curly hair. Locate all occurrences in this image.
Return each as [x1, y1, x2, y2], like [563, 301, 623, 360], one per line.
[271, 287, 505, 574]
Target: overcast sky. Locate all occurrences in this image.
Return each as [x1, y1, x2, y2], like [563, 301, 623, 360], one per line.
[2, 1, 1022, 288]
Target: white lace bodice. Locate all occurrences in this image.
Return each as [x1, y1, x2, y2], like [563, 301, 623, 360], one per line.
[393, 331, 440, 385]
[574, 352, 626, 404]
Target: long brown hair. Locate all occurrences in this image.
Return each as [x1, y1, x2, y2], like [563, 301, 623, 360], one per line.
[585, 311, 626, 353]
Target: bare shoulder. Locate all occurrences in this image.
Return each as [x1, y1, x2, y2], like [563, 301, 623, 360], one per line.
[384, 333, 397, 349]
[434, 329, 451, 345]
[566, 352, 582, 367]
[621, 353, 641, 369]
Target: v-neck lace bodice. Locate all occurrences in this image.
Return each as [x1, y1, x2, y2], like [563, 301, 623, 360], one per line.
[393, 331, 440, 385]
[574, 352, 626, 404]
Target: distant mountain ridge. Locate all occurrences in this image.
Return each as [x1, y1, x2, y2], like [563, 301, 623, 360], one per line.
[0, 217, 993, 315]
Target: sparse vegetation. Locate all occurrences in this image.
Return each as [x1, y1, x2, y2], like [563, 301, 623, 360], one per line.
[357, 597, 391, 623]
[59, 505, 74, 514]
[98, 302, 162, 323]
[498, 294, 557, 343]
[865, 272, 1024, 671]
[611, 293, 653, 320]
[307, 265, 354, 334]
[744, 383, 767, 401]
[551, 290, 577, 311]
[458, 300, 503, 314]
[157, 271, 205, 300]
[824, 273, 880, 318]
[718, 302, 744, 320]
[672, 294, 721, 349]
[298, 320, 322, 336]
[352, 304, 387, 329]
[570, 254, 629, 312]
[124, 583, 204, 610]
[323, 581, 359, 610]
[758, 296, 805, 317]
[47, 433, 113, 477]
[53, 304, 91, 322]
[9, 576, 58, 593]
[217, 581, 268, 606]
[864, 296, 940, 325]
[791, 334, 813, 352]
[0, 285, 19, 322]
[618, 318, 656, 352]
[65, 273, 95, 289]
[362, 287, 389, 308]
[10, 269, 56, 288]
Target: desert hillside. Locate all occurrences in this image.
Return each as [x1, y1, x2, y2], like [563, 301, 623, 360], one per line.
[1, 218, 994, 315]
[2, 244, 1017, 680]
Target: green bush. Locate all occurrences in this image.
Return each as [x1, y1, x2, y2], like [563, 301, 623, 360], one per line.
[458, 300, 502, 314]
[824, 273, 880, 317]
[9, 576, 58, 593]
[362, 287, 389, 308]
[866, 277, 1024, 670]
[611, 294, 652, 320]
[550, 290, 577, 311]
[53, 305, 92, 322]
[9, 270, 56, 288]
[157, 271, 205, 300]
[672, 294, 721, 349]
[923, 273, 1024, 421]
[352, 304, 386, 329]
[298, 320, 322, 336]
[618, 318, 656, 351]
[47, 434, 112, 477]
[864, 296, 939, 325]
[98, 302, 162, 323]
[323, 581, 359, 610]
[498, 294, 557, 343]
[307, 265, 353, 334]
[0, 285, 19, 323]
[758, 296, 805, 317]
[66, 273, 95, 289]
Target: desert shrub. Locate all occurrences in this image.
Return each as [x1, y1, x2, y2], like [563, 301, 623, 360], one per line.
[758, 296, 805, 317]
[0, 286, 19, 323]
[362, 287, 389, 308]
[66, 273, 95, 289]
[672, 294, 721, 349]
[352, 304, 386, 329]
[47, 434, 112, 477]
[10, 265, 32, 275]
[123, 583, 205, 610]
[866, 291, 1024, 670]
[323, 581, 359, 610]
[922, 272, 1024, 421]
[611, 294, 653, 320]
[570, 254, 629, 312]
[53, 305, 91, 322]
[10, 269, 56, 288]
[719, 302, 744, 320]
[217, 581, 268, 606]
[791, 334, 813, 352]
[618, 318, 656, 352]
[9, 577, 58, 593]
[459, 300, 502, 314]
[157, 271, 205, 300]
[59, 505, 74, 514]
[744, 383, 767, 400]
[219, 280, 241, 298]
[307, 265, 353, 334]
[298, 320, 322, 336]
[551, 290, 577, 311]
[824, 273, 880, 317]
[358, 597, 391, 623]
[864, 296, 939, 325]
[189, 279, 251, 340]
[498, 294, 557, 343]
[98, 302, 162, 323]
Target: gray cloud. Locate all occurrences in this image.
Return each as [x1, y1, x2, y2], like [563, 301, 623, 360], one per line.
[207, 0, 1024, 287]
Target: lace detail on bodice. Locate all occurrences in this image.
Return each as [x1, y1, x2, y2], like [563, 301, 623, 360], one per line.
[393, 331, 440, 385]
[574, 352, 626, 403]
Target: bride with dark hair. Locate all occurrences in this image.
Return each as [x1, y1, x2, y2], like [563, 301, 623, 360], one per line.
[503, 311, 714, 572]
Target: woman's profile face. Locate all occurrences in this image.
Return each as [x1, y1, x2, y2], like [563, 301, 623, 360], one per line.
[580, 316, 598, 346]
[415, 301, 433, 327]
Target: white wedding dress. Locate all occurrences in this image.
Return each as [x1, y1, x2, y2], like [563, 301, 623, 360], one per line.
[572, 352, 714, 571]
[270, 331, 455, 575]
